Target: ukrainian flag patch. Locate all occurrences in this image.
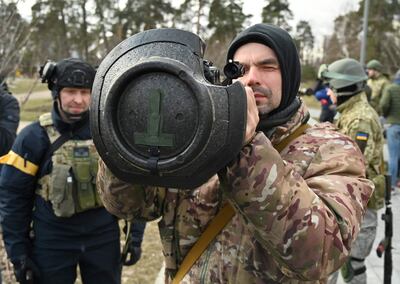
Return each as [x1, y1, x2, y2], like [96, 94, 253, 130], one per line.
[356, 132, 369, 141]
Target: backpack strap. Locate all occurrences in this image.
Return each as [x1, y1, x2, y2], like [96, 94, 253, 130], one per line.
[38, 131, 74, 175]
[38, 117, 88, 177]
[172, 123, 310, 283]
[274, 123, 310, 152]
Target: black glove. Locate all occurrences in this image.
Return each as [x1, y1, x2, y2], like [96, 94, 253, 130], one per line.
[13, 256, 40, 284]
[122, 242, 142, 266]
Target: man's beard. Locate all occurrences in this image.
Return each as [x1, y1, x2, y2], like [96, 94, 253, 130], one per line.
[252, 85, 274, 115]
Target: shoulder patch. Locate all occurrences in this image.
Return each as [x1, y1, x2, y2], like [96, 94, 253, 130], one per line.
[39, 112, 53, 127]
[355, 132, 369, 141]
[355, 131, 369, 154]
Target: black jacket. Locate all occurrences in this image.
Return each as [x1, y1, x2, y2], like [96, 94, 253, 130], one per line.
[0, 87, 20, 156]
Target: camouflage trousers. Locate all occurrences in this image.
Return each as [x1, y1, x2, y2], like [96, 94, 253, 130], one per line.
[328, 208, 378, 284]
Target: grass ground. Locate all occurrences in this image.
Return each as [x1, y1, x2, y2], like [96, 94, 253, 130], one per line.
[119, 220, 164, 284]
[7, 77, 48, 95]
[300, 94, 320, 110]
[1, 220, 164, 284]
[6, 77, 52, 121]
[20, 98, 52, 121]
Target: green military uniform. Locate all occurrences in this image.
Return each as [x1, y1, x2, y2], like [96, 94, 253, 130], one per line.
[380, 78, 400, 188]
[368, 74, 390, 114]
[334, 92, 385, 284]
[321, 58, 385, 284]
[336, 93, 385, 209]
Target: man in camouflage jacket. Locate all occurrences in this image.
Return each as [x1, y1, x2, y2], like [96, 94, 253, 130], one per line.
[97, 24, 373, 283]
[323, 58, 384, 284]
[380, 69, 400, 191]
[366, 59, 390, 114]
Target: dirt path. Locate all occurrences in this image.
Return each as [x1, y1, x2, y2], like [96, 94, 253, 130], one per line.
[14, 90, 52, 101]
[16, 90, 52, 133]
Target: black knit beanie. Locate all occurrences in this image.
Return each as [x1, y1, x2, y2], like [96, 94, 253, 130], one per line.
[227, 24, 301, 118]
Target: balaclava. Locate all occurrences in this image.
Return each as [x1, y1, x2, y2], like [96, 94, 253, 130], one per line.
[226, 23, 301, 131]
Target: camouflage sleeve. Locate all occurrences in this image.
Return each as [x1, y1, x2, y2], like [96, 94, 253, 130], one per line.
[97, 158, 165, 221]
[343, 118, 383, 177]
[223, 129, 373, 280]
[345, 118, 372, 152]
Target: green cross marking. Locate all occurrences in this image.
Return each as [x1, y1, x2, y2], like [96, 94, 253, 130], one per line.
[134, 89, 174, 147]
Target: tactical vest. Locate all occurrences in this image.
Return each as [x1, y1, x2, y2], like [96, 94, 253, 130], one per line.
[36, 113, 103, 217]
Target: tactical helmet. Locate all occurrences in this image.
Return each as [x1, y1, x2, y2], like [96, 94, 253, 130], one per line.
[322, 58, 368, 96]
[39, 58, 96, 122]
[366, 59, 383, 72]
[39, 58, 96, 99]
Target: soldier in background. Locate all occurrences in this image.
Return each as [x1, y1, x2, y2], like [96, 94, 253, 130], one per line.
[0, 78, 20, 157]
[380, 69, 400, 193]
[0, 58, 145, 284]
[366, 59, 390, 114]
[312, 64, 336, 122]
[323, 58, 385, 284]
[96, 24, 373, 283]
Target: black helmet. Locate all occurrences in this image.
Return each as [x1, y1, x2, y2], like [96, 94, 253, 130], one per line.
[39, 58, 96, 122]
[39, 58, 96, 99]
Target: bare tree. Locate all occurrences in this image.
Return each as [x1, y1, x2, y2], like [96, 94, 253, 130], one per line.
[294, 20, 315, 64]
[0, 0, 30, 80]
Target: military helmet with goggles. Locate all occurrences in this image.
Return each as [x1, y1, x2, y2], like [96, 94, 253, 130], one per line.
[321, 58, 368, 96]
